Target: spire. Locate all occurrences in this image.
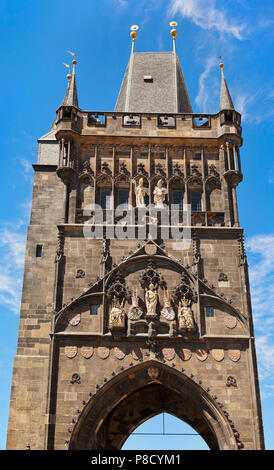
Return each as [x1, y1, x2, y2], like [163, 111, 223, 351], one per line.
[115, 22, 192, 114]
[62, 53, 79, 108]
[219, 61, 234, 111]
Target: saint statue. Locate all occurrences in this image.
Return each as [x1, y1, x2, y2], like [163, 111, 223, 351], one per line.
[153, 179, 167, 208]
[178, 296, 195, 331]
[134, 178, 147, 208]
[109, 296, 125, 329]
[145, 283, 158, 316]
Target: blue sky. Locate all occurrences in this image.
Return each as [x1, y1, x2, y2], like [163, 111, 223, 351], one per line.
[0, 0, 273, 450]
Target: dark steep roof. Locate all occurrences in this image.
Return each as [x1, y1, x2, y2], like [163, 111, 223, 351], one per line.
[115, 51, 193, 113]
[219, 67, 234, 111]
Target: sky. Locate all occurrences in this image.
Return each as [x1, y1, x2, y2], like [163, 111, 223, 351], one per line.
[0, 0, 273, 450]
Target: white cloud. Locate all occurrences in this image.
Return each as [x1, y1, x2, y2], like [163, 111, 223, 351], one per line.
[195, 56, 217, 113]
[0, 225, 27, 315]
[169, 0, 245, 40]
[246, 234, 274, 397]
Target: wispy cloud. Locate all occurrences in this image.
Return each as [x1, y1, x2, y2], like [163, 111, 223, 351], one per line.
[195, 56, 217, 113]
[169, 0, 245, 40]
[0, 203, 31, 315]
[246, 234, 274, 397]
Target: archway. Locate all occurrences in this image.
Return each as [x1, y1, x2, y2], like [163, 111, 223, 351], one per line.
[122, 413, 210, 450]
[68, 361, 237, 450]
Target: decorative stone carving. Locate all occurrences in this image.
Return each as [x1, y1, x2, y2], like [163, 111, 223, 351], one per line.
[226, 376, 237, 387]
[147, 366, 159, 379]
[161, 288, 175, 321]
[224, 316, 237, 329]
[145, 283, 158, 317]
[107, 272, 127, 300]
[180, 348, 192, 361]
[144, 244, 157, 255]
[55, 228, 65, 263]
[127, 289, 143, 320]
[70, 373, 81, 384]
[140, 259, 163, 288]
[68, 313, 81, 327]
[228, 350, 241, 362]
[80, 346, 94, 359]
[212, 349, 224, 362]
[134, 177, 147, 208]
[65, 346, 77, 359]
[218, 272, 228, 282]
[108, 296, 126, 330]
[76, 269, 85, 279]
[153, 179, 167, 208]
[178, 296, 196, 333]
[97, 347, 110, 360]
[162, 348, 175, 361]
[131, 347, 142, 361]
[113, 347, 126, 360]
[195, 348, 208, 361]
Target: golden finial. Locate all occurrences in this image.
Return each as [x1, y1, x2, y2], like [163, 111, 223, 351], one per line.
[218, 55, 224, 69]
[170, 20, 178, 37]
[62, 62, 71, 79]
[67, 50, 77, 65]
[130, 24, 139, 39]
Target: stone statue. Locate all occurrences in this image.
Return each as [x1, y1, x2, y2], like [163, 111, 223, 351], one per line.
[145, 283, 158, 316]
[153, 179, 167, 208]
[134, 178, 147, 208]
[109, 296, 125, 329]
[178, 296, 195, 331]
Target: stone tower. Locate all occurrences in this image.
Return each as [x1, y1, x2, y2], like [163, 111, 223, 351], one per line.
[6, 27, 264, 450]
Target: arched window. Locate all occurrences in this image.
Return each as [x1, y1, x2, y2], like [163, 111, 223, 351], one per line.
[191, 191, 202, 211]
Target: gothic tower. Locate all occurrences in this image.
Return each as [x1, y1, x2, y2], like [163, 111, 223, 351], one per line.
[6, 25, 264, 450]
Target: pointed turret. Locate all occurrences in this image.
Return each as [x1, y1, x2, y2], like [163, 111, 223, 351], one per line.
[219, 62, 234, 111]
[62, 58, 79, 108]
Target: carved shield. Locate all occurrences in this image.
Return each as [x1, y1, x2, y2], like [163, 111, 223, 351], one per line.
[131, 347, 142, 361]
[145, 244, 157, 255]
[181, 348, 192, 361]
[127, 306, 143, 321]
[161, 307, 175, 321]
[228, 350, 241, 362]
[212, 349, 224, 362]
[68, 313, 81, 327]
[113, 347, 126, 360]
[224, 316, 237, 329]
[80, 346, 94, 359]
[147, 367, 159, 379]
[64, 346, 77, 359]
[195, 348, 208, 361]
[162, 348, 175, 361]
[97, 347, 110, 360]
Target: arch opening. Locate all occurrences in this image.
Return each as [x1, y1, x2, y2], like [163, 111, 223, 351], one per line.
[69, 361, 237, 450]
[122, 412, 210, 450]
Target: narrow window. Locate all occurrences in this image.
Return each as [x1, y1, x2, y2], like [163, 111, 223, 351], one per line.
[90, 305, 99, 315]
[194, 152, 201, 160]
[206, 306, 214, 317]
[191, 191, 202, 211]
[118, 189, 129, 209]
[36, 245, 43, 257]
[100, 189, 111, 210]
[173, 190, 184, 210]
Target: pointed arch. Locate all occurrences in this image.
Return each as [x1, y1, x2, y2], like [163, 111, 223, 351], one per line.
[68, 360, 238, 450]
